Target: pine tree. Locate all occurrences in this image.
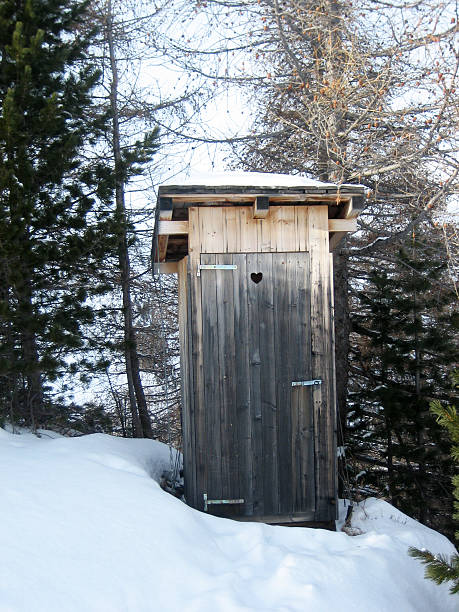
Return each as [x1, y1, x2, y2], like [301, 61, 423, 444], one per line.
[0, 0, 117, 428]
[409, 371, 459, 595]
[348, 232, 458, 536]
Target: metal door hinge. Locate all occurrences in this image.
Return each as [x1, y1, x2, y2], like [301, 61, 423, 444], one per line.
[291, 379, 322, 387]
[203, 493, 244, 512]
[197, 264, 237, 277]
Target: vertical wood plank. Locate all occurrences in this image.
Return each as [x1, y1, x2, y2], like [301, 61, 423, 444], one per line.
[233, 253, 254, 515]
[272, 252, 292, 514]
[215, 253, 238, 506]
[293, 253, 314, 514]
[279, 206, 296, 252]
[269, 207, 282, 253]
[185, 257, 198, 508]
[291, 384, 300, 512]
[295, 206, 309, 252]
[239, 207, 258, 252]
[260, 215, 272, 252]
[292, 252, 302, 514]
[247, 252, 264, 515]
[223, 207, 238, 253]
[328, 252, 338, 517]
[177, 257, 192, 503]
[187, 209, 206, 509]
[257, 253, 278, 516]
[286, 253, 300, 515]
[188, 207, 200, 276]
[200, 254, 222, 506]
[308, 206, 336, 521]
[199, 207, 224, 253]
[256, 217, 263, 252]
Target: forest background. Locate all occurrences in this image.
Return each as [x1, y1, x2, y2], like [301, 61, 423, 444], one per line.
[0, 0, 457, 539]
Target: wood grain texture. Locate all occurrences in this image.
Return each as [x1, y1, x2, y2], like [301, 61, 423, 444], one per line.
[216, 253, 237, 505]
[246, 253, 264, 515]
[158, 196, 173, 220]
[201, 254, 222, 506]
[158, 235, 168, 262]
[199, 207, 224, 253]
[181, 204, 337, 522]
[328, 219, 357, 232]
[178, 257, 194, 504]
[258, 254, 278, 516]
[272, 253, 291, 515]
[195, 206, 311, 254]
[253, 196, 270, 219]
[154, 262, 179, 274]
[308, 206, 337, 521]
[158, 220, 189, 235]
[329, 252, 338, 516]
[233, 253, 253, 516]
[187, 209, 206, 510]
[291, 253, 314, 514]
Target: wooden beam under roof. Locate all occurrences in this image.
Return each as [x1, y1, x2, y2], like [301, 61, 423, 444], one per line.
[253, 196, 270, 219]
[159, 196, 173, 220]
[154, 262, 179, 274]
[162, 193, 354, 204]
[158, 220, 189, 235]
[328, 219, 357, 232]
[157, 235, 169, 262]
[329, 197, 362, 251]
[158, 218, 356, 237]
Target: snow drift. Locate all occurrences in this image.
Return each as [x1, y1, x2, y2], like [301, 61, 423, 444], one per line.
[0, 429, 456, 611]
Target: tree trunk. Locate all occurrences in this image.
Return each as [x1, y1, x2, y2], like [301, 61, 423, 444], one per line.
[17, 274, 44, 429]
[22, 327, 43, 430]
[106, 0, 153, 439]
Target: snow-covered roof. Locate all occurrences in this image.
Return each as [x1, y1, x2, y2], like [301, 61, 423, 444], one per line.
[161, 171, 364, 190]
[162, 171, 336, 188]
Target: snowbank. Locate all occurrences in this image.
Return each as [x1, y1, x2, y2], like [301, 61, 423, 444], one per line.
[0, 429, 455, 611]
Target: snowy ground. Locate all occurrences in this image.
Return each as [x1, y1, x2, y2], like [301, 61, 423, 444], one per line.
[0, 429, 456, 611]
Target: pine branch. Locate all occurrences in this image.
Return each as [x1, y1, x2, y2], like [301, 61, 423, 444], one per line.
[408, 548, 459, 595]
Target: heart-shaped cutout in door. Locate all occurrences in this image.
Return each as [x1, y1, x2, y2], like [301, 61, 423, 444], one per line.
[250, 272, 263, 284]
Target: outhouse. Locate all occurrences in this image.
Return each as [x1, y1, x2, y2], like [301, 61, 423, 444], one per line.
[153, 172, 365, 527]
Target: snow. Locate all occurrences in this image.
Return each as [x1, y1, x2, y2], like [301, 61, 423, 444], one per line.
[162, 171, 341, 188]
[0, 429, 456, 612]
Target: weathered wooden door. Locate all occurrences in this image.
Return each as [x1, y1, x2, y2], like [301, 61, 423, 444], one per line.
[200, 252, 316, 520]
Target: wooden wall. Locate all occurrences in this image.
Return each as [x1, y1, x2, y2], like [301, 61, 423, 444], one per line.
[189, 205, 310, 256]
[178, 204, 337, 523]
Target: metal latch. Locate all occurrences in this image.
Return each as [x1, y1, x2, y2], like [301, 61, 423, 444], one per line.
[203, 493, 244, 512]
[197, 264, 237, 277]
[291, 379, 322, 387]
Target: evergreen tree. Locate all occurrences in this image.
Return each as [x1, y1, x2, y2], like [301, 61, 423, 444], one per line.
[409, 371, 459, 595]
[348, 232, 458, 537]
[0, 0, 117, 428]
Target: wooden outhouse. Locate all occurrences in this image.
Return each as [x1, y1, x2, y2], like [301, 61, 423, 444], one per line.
[153, 173, 365, 527]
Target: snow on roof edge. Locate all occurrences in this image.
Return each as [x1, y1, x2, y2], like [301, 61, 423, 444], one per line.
[160, 171, 364, 190]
